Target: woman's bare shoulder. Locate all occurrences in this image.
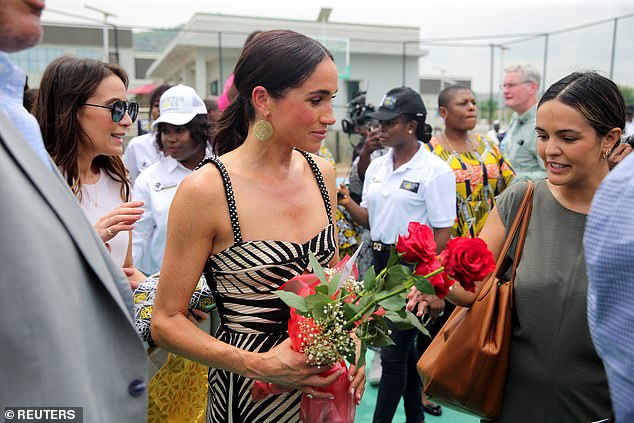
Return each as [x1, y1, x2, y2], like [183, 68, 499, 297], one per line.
[176, 161, 227, 207]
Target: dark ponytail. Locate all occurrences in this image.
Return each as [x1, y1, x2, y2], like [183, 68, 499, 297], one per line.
[215, 94, 251, 155]
[403, 114, 431, 143]
[213, 29, 332, 155]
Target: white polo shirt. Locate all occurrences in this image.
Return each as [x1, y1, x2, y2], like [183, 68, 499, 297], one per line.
[360, 141, 456, 244]
[123, 132, 164, 185]
[132, 155, 193, 275]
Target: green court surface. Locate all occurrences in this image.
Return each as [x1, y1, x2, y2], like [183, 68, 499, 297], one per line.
[355, 349, 478, 423]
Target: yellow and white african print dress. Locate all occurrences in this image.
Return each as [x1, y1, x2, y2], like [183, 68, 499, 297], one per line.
[428, 134, 515, 238]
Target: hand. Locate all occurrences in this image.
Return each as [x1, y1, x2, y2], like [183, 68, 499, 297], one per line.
[608, 143, 633, 170]
[122, 267, 139, 290]
[187, 309, 210, 324]
[348, 362, 366, 405]
[360, 128, 381, 156]
[337, 183, 351, 206]
[94, 201, 144, 242]
[255, 339, 343, 399]
[406, 287, 445, 324]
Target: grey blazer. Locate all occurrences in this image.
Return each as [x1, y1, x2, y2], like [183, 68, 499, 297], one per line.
[0, 110, 147, 421]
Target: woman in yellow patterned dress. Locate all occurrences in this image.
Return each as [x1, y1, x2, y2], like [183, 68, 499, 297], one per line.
[428, 85, 515, 238]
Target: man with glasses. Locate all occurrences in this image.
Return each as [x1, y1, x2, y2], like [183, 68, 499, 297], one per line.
[501, 64, 547, 182]
[0, 1, 147, 420]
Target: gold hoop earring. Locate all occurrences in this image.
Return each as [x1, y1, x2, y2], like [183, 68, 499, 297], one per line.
[253, 119, 273, 141]
[601, 149, 609, 160]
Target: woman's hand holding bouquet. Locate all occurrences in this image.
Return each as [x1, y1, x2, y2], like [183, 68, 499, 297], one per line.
[253, 222, 495, 422]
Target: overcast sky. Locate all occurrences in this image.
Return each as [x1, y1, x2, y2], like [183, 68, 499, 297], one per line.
[42, 0, 634, 94]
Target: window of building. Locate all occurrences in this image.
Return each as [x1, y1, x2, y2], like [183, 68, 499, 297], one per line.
[8, 47, 64, 73]
[346, 80, 360, 103]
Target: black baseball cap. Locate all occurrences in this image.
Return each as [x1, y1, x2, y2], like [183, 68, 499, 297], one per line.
[367, 87, 427, 121]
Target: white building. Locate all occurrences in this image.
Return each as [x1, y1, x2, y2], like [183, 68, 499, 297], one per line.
[145, 11, 426, 129]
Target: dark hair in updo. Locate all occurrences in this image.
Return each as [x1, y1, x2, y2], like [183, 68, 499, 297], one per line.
[538, 72, 625, 136]
[214, 29, 333, 155]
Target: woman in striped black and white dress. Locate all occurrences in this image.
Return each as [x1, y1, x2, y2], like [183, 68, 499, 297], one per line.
[151, 30, 366, 422]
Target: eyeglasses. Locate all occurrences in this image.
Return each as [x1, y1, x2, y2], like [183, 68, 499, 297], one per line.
[500, 81, 532, 90]
[83, 100, 139, 123]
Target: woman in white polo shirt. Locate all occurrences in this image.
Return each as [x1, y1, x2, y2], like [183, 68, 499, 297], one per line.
[339, 86, 456, 423]
[132, 84, 212, 276]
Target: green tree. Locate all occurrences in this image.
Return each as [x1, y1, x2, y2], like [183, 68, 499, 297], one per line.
[477, 99, 499, 121]
[619, 85, 634, 107]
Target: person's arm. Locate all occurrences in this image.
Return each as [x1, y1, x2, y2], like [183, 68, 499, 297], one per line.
[356, 129, 381, 182]
[337, 183, 369, 228]
[151, 168, 341, 396]
[447, 207, 506, 307]
[432, 227, 451, 253]
[131, 175, 154, 274]
[122, 231, 146, 289]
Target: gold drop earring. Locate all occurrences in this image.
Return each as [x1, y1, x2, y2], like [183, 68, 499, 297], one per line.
[253, 113, 273, 141]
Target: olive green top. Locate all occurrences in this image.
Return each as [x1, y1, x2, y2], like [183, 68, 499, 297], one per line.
[488, 180, 611, 422]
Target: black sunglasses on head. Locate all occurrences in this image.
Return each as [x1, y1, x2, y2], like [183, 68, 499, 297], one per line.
[83, 100, 139, 123]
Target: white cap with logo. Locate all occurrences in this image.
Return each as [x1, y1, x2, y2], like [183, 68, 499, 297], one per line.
[151, 84, 207, 129]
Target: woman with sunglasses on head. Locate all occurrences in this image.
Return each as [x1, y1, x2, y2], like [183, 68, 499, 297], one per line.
[150, 30, 365, 422]
[339, 87, 456, 423]
[35, 55, 145, 287]
[410, 72, 621, 422]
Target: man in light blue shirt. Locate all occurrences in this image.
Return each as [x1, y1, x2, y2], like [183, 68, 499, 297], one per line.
[501, 64, 546, 182]
[0, 52, 51, 168]
[585, 153, 634, 423]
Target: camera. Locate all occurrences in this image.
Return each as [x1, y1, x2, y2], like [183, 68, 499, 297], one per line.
[341, 92, 376, 136]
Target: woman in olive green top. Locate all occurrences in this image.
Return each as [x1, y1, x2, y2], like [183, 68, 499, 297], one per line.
[412, 71, 624, 422]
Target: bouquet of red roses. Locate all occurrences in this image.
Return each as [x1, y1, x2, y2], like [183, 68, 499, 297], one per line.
[252, 222, 495, 423]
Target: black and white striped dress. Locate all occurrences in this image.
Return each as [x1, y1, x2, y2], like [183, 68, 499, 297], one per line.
[200, 151, 337, 423]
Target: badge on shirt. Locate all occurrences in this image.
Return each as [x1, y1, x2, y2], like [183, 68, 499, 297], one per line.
[400, 180, 420, 193]
[153, 182, 178, 192]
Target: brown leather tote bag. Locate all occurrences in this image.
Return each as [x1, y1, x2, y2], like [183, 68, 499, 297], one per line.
[417, 182, 533, 419]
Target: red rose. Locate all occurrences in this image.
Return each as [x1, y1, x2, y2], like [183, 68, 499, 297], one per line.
[396, 222, 437, 265]
[414, 256, 454, 299]
[440, 238, 495, 292]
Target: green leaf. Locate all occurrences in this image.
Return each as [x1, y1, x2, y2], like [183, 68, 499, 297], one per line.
[343, 302, 361, 322]
[413, 275, 436, 295]
[364, 266, 377, 291]
[308, 251, 327, 284]
[385, 309, 412, 330]
[406, 310, 430, 337]
[315, 284, 329, 295]
[370, 329, 396, 347]
[384, 265, 411, 291]
[386, 247, 401, 268]
[328, 273, 341, 297]
[274, 291, 308, 313]
[359, 293, 376, 308]
[304, 293, 333, 320]
[379, 294, 406, 311]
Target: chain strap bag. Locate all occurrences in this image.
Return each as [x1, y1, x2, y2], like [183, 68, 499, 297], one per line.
[417, 181, 534, 419]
